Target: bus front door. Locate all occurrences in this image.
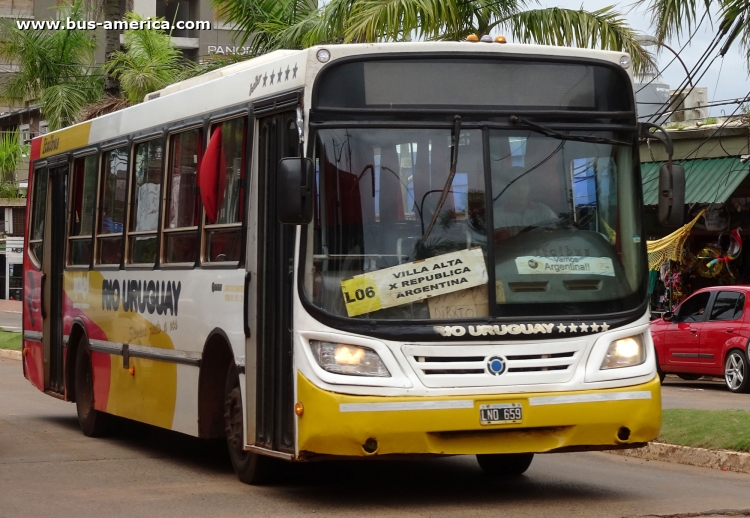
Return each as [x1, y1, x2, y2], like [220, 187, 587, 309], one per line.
[251, 109, 300, 454]
[40, 163, 68, 394]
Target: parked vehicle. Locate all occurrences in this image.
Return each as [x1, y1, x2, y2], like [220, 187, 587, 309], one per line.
[651, 286, 750, 393]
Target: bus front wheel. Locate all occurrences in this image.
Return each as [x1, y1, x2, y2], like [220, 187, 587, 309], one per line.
[74, 336, 110, 437]
[224, 363, 273, 485]
[476, 453, 534, 476]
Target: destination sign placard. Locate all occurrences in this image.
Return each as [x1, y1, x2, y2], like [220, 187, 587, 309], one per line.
[340, 248, 488, 317]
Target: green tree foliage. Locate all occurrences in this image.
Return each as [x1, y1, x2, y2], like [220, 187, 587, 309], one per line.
[0, 0, 103, 130]
[639, 0, 750, 66]
[103, 13, 187, 104]
[212, 0, 656, 76]
[0, 129, 28, 194]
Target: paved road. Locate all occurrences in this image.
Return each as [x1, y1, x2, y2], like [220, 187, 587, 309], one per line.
[2, 358, 750, 518]
[662, 375, 750, 411]
[0, 308, 21, 332]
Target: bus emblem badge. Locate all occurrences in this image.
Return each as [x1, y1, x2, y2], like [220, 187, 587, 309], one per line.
[487, 356, 507, 376]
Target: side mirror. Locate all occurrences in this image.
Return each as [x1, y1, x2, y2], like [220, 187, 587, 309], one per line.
[658, 163, 685, 226]
[278, 157, 314, 225]
[663, 311, 674, 322]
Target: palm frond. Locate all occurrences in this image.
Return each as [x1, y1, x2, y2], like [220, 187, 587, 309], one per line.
[103, 12, 188, 103]
[636, 0, 712, 43]
[501, 7, 657, 77]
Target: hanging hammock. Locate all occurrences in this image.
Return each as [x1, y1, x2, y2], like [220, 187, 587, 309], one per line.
[646, 209, 707, 271]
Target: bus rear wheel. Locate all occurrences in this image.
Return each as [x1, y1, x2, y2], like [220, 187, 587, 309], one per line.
[476, 453, 534, 476]
[224, 363, 273, 485]
[74, 336, 110, 437]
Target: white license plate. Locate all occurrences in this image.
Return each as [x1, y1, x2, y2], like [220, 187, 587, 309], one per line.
[479, 403, 523, 425]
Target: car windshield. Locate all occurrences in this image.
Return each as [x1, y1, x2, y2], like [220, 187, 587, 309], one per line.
[302, 126, 645, 320]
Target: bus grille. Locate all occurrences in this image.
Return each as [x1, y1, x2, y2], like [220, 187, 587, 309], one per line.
[402, 340, 585, 388]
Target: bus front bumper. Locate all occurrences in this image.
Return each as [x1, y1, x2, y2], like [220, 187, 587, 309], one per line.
[296, 373, 661, 458]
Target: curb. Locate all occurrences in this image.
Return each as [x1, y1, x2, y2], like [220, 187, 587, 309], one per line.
[609, 442, 750, 474]
[0, 349, 21, 360]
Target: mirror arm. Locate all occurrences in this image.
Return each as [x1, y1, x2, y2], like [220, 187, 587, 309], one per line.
[639, 122, 674, 159]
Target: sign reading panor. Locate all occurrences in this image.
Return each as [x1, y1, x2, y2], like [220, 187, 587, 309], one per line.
[340, 248, 488, 317]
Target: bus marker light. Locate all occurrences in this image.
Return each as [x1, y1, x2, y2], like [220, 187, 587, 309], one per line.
[316, 49, 331, 63]
[295, 403, 304, 416]
[22, 348, 28, 357]
[129, 366, 135, 376]
[495, 36, 507, 43]
[619, 55, 631, 69]
[480, 35, 493, 42]
[466, 34, 479, 42]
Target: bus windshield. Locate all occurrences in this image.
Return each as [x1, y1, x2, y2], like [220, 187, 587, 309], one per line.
[304, 126, 644, 320]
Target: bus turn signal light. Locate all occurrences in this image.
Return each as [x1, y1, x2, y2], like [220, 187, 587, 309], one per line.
[129, 366, 135, 376]
[295, 403, 304, 416]
[495, 36, 507, 43]
[22, 348, 28, 357]
[466, 34, 479, 42]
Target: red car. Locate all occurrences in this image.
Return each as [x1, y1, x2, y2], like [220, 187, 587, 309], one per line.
[651, 286, 750, 393]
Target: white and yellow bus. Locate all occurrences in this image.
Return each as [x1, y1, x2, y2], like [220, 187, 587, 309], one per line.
[23, 41, 679, 484]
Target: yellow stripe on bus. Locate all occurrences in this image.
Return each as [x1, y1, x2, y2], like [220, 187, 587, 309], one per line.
[40, 122, 92, 158]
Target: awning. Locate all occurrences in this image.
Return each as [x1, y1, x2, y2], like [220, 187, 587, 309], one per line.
[641, 157, 750, 205]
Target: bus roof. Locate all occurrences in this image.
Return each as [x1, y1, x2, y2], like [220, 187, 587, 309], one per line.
[34, 42, 633, 159]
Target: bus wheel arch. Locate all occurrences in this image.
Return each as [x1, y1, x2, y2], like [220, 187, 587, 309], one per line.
[198, 329, 235, 439]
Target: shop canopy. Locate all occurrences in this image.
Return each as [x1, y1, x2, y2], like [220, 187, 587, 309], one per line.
[641, 157, 750, 205]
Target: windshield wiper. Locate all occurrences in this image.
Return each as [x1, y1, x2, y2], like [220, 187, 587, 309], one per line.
[509, 115, 632, 146]
[422, 115, 461, 241]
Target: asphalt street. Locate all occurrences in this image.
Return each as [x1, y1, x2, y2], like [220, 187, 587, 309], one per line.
[0, 308, 21, 332]
[2, 358, 750, 518]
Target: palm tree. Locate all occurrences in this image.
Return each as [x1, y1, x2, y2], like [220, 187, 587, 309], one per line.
[213, 0, 656, 76]
[0, 0, 103, 130]
[103, 12, 188, 104]
[641, 0, 749, 65]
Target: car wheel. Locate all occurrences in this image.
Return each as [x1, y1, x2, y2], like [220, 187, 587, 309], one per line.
[224, 363, 275, 485]
[476, 453, 534, 476]
[724, 350, 750, 393]
[74, 336, 110, 437]
[677, 374, 702, 381]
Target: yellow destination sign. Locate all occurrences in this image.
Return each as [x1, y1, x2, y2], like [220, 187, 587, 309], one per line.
[40, 122, 92, 158]
[340, 248, 488, 317]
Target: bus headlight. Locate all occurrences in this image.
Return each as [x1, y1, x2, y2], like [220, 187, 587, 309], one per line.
[309, 340, 391, 377]
[600, 335, 646, 370]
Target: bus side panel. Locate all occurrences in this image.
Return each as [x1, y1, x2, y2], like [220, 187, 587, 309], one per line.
[22, 139, 43, 391]
[23, 339, 44, 391]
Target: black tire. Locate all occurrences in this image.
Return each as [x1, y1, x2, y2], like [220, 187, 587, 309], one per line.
[74, 336, 110, 437]
[476, 453, 534, 476]
[677, 373, 702, 381]
[724, 350, 750, 393]
[224, 363, 274, 485]
[655, 355, 666, 383]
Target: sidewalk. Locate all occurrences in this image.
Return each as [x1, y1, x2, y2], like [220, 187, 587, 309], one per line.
[0, 300, 22, 313]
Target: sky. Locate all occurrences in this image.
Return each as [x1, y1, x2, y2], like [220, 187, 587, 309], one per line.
[535, 0, 748, 116]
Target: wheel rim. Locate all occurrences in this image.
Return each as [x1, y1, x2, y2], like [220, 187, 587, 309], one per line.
[725, 352, 745, 390]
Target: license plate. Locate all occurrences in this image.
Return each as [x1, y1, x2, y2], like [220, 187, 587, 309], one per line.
[479, 403, 523, 425]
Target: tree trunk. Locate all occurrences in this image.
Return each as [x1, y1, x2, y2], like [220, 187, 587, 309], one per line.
[104, 0, 122, 95]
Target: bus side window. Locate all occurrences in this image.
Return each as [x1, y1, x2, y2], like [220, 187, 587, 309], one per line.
[163, 128, 202, 264]
[127, 138, 163, 265]
[202, 117, 246, 263]
[96, 146, 128, 266]
[29, 166, 49, 266]
[68, 155, 98, 266]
